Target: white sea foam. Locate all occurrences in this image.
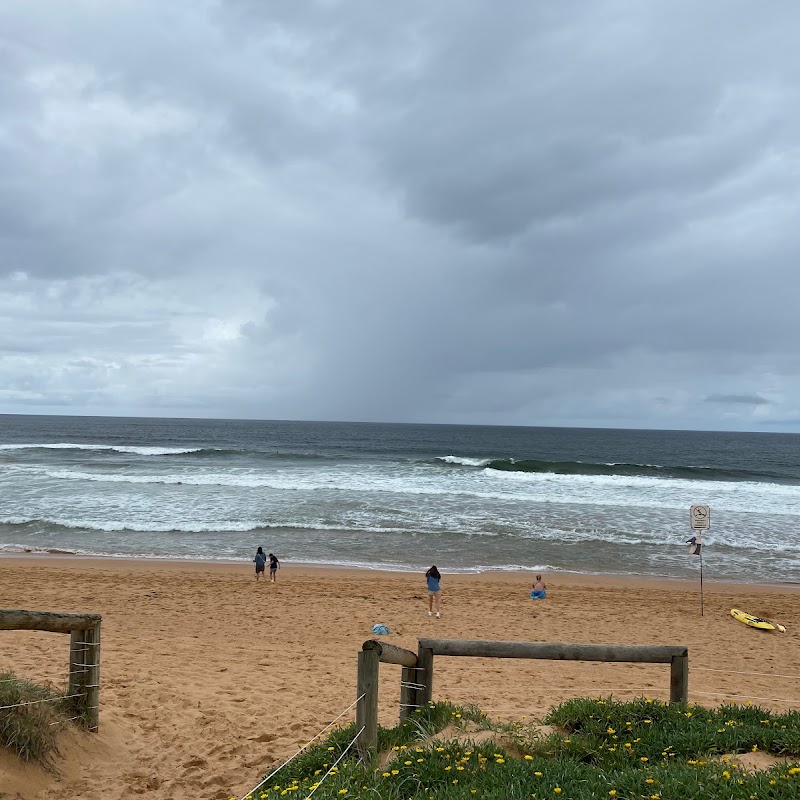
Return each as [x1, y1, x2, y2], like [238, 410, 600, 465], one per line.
[7, 456, 800, 518]
[436, 455, 492, 467]
[0, 443, 204, 455]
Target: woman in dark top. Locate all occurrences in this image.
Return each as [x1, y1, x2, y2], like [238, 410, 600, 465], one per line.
[253, 547, 267, 581]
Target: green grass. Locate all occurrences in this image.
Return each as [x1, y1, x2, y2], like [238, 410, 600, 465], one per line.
[241, 698, 800, 799]
[0, 671, 75, 763]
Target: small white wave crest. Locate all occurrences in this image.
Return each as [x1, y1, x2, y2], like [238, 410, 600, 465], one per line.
[436, 455, 492, 467]
[0, 443, 204, 455]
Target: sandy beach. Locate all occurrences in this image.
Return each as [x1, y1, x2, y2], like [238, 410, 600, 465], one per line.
[1, 556, 798, 800]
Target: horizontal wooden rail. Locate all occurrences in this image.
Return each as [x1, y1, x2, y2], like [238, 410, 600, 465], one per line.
[418, 639, 687, 663]
[361, 639, 419, 667]
[415, 639, 689, 712]
[0, 609, 101, 633]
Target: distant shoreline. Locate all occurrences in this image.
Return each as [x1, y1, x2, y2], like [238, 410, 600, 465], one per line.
[2, 551, 798, 592]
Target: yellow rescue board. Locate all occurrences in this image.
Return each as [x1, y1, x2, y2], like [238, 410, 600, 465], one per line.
[730, 608, 775, 630]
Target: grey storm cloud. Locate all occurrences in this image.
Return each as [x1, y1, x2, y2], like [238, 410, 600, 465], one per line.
[1, 0, 800, 429]
[705, 394, 771, 406]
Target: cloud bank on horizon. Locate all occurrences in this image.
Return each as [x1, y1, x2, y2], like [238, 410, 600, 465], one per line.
[1, 0, 799, 431]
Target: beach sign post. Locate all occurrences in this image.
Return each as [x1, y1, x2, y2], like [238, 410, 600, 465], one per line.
[689, 504, 710, 616]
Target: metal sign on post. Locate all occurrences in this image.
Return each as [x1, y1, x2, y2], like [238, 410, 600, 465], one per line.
[688, 505, 709, 616]
[690, 504, 710, 530]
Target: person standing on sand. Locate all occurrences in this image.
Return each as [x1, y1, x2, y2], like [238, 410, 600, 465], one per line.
[530, 574, 547, 600]
[426, 565, 442, 618]
[253, 547, 267, 581]
[269, 553, 280, 583]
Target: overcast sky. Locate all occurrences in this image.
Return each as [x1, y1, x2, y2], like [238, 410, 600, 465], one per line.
[1, 1, 799, 431]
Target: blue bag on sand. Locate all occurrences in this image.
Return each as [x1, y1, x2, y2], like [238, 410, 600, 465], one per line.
[372, 623, 390, 635]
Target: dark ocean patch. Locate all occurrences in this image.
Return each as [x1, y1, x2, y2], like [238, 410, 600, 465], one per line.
[482, 458, 786, 483]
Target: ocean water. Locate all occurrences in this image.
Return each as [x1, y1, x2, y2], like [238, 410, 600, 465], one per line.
[0, 415, 799, 583]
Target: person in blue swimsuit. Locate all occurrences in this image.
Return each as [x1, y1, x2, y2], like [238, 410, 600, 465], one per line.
[426, 565, 442, 618]
[530, 574, 547, 600]
[253, 547, 267, 581]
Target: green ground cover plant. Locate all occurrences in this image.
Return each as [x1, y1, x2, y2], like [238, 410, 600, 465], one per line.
[239, 698, 800, 800]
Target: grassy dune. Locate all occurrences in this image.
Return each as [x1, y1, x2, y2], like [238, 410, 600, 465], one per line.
[240, 698, 800, 800]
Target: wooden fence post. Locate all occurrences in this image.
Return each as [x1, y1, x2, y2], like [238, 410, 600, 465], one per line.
[415, 644, 434, 708]
[356, 648, 379, 758]
[85, 621, 101, 731]
[67, 629, 86, 704]
[670, 653, 688, 704]
[399, 666, 415, 721]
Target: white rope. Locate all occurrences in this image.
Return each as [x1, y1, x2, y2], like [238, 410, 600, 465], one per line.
[236, 693, 365, 800]
[691, 690, 800, 705]
[693, 667, 800, 681]
[50, 715, 84, 726]
[305, 726, 364, 799]
[0, 692, 85, 711]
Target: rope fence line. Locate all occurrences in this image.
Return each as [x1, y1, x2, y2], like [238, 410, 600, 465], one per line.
[0, 666, 90, 684]
[0, 692, 85, 711]
[305, 726, 365, 799]
[236, 693, 365, 800]
[50, 714, 85, 727]
[693, 667, 800, 681]
[691, 690, 800, 705]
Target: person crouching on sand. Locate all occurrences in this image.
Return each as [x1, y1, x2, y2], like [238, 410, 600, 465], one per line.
[530, 574, 547, 600]
[426, 565, 442, 618]
[269, 553, 280, 583]
[253, 547, 267, 581]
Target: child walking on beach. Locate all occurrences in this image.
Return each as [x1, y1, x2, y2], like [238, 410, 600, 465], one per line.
[253, 547, 267, 581]
[426, 565, 442, 618]
[269, 553, 280, 583]
[530, 574, 547, 600]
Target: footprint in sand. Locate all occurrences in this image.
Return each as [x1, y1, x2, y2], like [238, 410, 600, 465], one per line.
[249, 732, 276, 743]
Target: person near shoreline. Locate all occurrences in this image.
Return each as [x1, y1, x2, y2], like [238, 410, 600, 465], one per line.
[253, 547, 267, 581]
[269, 553, 280, 583]
[530, 574, 547, 600]
[426, 565, 442, 618]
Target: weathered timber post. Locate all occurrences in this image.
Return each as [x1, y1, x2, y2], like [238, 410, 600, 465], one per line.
[355, 647, 379, 758]
[355, 640, 419, 756]
[67, 630, 88, 713]
[415, 643, 434, 708]
[399, 665, 416, 721]
[2, 609, 101, 731]
[670, 652, 689, 704]
[84, 621, 101, 731]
